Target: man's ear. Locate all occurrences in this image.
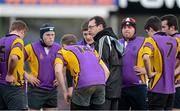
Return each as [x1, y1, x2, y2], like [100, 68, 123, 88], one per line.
[149, 27, 154, 32]
[98, 24, 104, 30]
[169, 26, 175, 31]
[62, 44, 67, 47]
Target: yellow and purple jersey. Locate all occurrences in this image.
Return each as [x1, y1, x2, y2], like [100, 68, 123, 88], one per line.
[119, 37, 147, 88]
[0, 34, 24, 86]
[143, 33, 180, 94]
[24, 41, 60, 90]
[171, 33, 180, 84]
[171, 32, 180, 39]
[55, 45, 105, 89]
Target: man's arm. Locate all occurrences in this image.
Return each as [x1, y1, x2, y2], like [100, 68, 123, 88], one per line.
[8, 55, 18, 75]
[143, 54, 156, 78]
[24, 71, 41, 86]
[55, 63, 68, 102]
[6, 54, 18, 83]
[175, 65, 180, 77]
[175, 58, 180, 76]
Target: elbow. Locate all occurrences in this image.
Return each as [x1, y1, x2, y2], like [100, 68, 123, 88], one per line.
[55, 70, 60, 77]
[10, 55, 19, 63]
[143, 54, 149, 62]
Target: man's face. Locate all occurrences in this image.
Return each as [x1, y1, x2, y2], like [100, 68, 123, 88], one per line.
[43, 31, 55, 46]
[19, 29, 27, 39]
[82, 30, 94, 44]
[122, 25, 135, 39]
[88, 19, 101, 37]
[161, 20, 171, 35]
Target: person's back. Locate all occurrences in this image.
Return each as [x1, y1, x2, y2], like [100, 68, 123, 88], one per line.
[0, 35, 24, 85]
[146, 33, 177, 93]
[143, 16, 179, 110]
[0, 20, 28, 110]
[55, 34, 109, 110]
[62, 45, 105, 88]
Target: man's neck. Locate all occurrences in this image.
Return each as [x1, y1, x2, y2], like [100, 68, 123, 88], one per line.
[170, 30, 178, 36]
[9, 31, 21, 38]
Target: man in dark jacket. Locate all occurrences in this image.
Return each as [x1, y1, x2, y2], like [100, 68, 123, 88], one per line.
[88, 16, 123, 110]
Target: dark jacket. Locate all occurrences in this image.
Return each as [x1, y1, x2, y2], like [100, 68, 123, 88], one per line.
[94, 27, 122, 98]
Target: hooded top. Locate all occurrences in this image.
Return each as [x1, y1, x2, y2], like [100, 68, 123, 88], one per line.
[94, 27, 118, 42]
[93, 27, 122, 98]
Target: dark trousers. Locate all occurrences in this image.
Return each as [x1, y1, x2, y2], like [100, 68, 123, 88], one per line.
[118, 85, 147, 110]
[28, 86, 57, 110]
[148, 92, 175, 110]
[173, 87, 180, 108]
[71, 102, 104, 110]
[0, 84, 27, 110]
[102, 98, 119, 110]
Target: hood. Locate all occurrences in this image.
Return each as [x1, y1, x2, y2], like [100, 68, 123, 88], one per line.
[94, 27, 118, 41]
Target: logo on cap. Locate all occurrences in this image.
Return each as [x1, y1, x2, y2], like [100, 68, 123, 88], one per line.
[49, 27, 54, 31]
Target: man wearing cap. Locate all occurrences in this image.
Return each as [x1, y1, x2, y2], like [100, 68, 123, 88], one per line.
[118, 17, 147, 110]
[24, 23, 61, 110]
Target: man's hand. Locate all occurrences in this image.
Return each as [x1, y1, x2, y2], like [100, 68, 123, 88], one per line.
[25, 74, 40, 86]
[134, 66, 146, 75]
[53, 79, 59, 87]
[64, 92, 72, 104]
[6, 74, 15, 84]
[67, 93, 72, 104]
[67, 87, 73, 97]
[148, 72, 156, 79]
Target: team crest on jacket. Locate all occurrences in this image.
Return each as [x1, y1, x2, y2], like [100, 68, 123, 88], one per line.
[40, 53, 44, 59]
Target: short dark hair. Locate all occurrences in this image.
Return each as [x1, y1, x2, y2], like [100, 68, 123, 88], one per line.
[9, 20, 28, 33]
[160, 14, 179, 30]
[81, 21, 88, 31]
[89, 16, 106, 28]
[61, 34, 77, 45]
[144, 16, 162, 32]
